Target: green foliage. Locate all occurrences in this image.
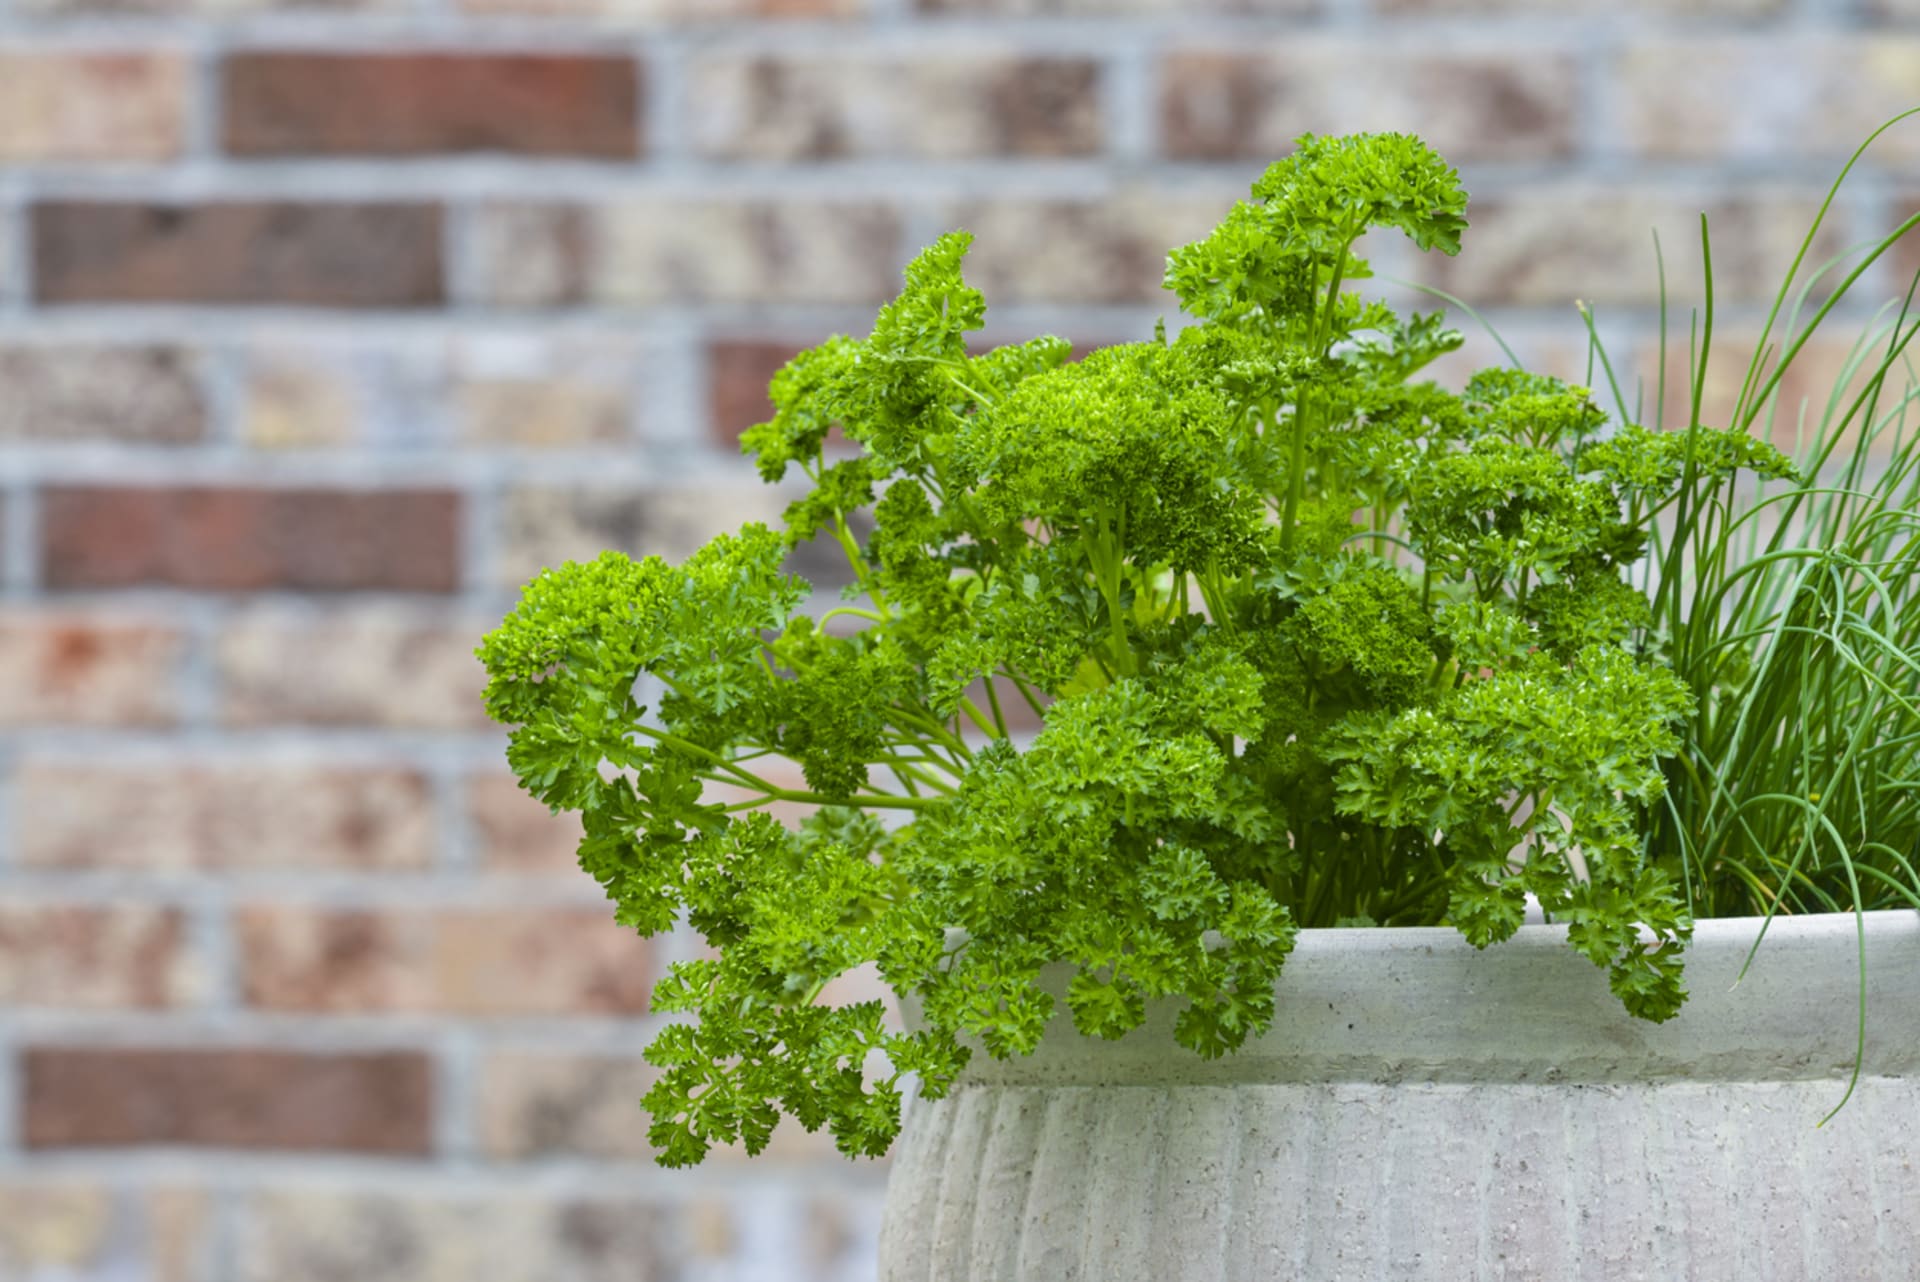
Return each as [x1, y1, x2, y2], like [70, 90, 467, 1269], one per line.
[478, 130, 1799, 1168]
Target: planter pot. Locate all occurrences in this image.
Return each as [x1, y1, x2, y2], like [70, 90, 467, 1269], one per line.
[877, 911, 1920, 1280]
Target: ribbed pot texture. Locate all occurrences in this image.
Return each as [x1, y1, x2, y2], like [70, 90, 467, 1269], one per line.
[877, 911, 1920, 1280]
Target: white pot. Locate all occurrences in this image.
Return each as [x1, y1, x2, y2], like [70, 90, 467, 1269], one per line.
[877, 911, 1920, 1280]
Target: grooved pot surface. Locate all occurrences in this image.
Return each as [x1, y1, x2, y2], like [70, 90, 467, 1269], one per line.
[878, 912, 1920, 1280]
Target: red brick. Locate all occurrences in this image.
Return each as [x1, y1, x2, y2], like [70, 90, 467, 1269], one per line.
[1159, 47, 1579, 164]
[468, 774, 582, 876]
[32, 202, 443, 307]
[1893, 195, 1920, 297]
[0, 613, 184, 726]
[16, 762, 434, 872]
[689, 54, 1101, 160]
[0, 346, 205, 444]
[708, 339, 803, 447]
[0, 903, 194, 1009]
[39, 486, 462, 593]
[22, 1047, 432, 1155]
[0, 53, 188, 162]
[236, 905, 654, 1016]
[223, 53, 641, 159]
[217, 608, 490, 729]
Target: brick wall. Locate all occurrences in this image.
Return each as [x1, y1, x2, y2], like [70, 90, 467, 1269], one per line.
[0, 1, 1914, 1278]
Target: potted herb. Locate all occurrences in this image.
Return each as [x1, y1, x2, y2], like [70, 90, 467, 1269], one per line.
[479, 129, 1920, 1275]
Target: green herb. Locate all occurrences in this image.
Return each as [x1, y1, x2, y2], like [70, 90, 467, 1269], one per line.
[478, 131, 1797, 1167]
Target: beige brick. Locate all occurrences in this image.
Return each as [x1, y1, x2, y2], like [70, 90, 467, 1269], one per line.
[921, 0, 1315, 10]
[690, 53, 1102, 160]
[495, 484, 788, 588]
[1380, 0, 1778, 11]
[18, 0, 403, 12]
[471, 200, 904, 307]
[0, 346, 205, 444]
[469, 773, 582, 876]
[0, 612, 183, 726]
[938, 188, 1233, 304]
[236, 904, 654, 1015]
[1617, 39, 1920, 167]
[477, 1049, 866, 1163]
[477, 1053, 657, 1159]
[0, 1184, 110, 1272]
[16, 761, 434, 872]
[0, 902, 196, 1009]
[461, 0, 854, 14]
[450, 338, 633, 447]
[238, 1191, 718, 1282]
[1160, 47, 1578, 164]
[464, 204, 591, 307]
[0, 1185, 210, 1281]
[217, 607, 491, 730]
[1631, 327, 1899, 453]
[0, 53, 187, 162]
[242, 354, 360, 448]
[596, 201, 900, 305]
[1414, 185, 1841, 308]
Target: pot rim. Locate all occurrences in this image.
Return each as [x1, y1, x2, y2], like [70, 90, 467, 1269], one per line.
[928, 909, 1920, 1088]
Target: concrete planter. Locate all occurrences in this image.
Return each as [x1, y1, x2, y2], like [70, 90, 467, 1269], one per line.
[877, 911, 1920, 1280]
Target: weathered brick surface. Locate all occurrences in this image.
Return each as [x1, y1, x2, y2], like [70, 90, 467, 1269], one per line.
[1617, 40, 1920, 166]
[690, 54, 1102, 160]
[461, 204, 593, 307]
[240, 352, 361, 448]
[236, 905, 654, 1015]
[938, 189, 1233, 304]
[40, 486, 463, 592]
[479, 1050, 867, 1162]
[1633, 329, 1893, 453]
[0, 1184, 209, 1282]
[709, 338, 804, 447]
[33, 202, 444, 307]
[223, 53, 642, 158]
[0, 903, 195, 1009]
[0, 346, 206, 444]
[450, 338, 635, 446]
[22, 1048, 434, 1154]
[470, 200, 902, 306]
[461, 0, 855, 14]
[216, 608, 490, 729]
[1381, 0, 1778, 10]
[1160, 47, 1580, 163]
[920, 0, 1316, 10]
[495, 483, 785, 587]
[468, 773, 582, 876]
[1413, 186, 1839, 308]
[237, 1191, 713, 1282]
[0, 53, 188, 162]
[15, 761, 435, 871]
[476, 1053, 656, 1159]
[0, 613, 184, 725]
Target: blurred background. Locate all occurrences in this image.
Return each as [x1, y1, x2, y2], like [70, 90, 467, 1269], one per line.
[0, 0, 1915, 1277]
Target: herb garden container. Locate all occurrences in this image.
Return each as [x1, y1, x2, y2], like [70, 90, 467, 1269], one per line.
[878, 911, 1920, 1280]
[478, 121, 1920, 1275]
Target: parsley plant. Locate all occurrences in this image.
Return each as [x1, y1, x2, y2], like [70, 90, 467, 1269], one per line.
[478, 132, 1797, 1167]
